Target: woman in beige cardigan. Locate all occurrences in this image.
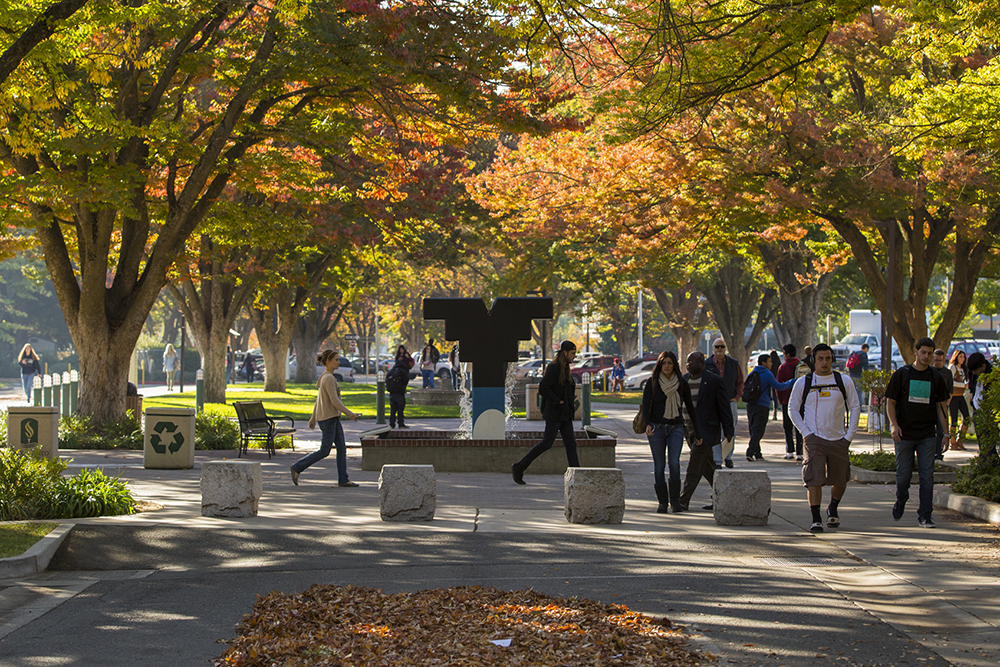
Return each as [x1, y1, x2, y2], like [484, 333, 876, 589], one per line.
[290, 350, 360, 487]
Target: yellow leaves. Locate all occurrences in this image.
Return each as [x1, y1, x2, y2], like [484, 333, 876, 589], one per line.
[216, 585, 704, 667]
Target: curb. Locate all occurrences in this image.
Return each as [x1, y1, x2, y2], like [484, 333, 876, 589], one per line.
[852, 467, 958, 484]
[0, 523, 74, 578]
[933, 488, 1000, 526]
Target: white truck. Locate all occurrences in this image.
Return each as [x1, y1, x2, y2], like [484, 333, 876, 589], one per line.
[832, 310, 902, 369]
[849, 310, 882, 336]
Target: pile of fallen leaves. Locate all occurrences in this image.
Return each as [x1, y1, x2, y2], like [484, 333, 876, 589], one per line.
[216, 585, 704, 666]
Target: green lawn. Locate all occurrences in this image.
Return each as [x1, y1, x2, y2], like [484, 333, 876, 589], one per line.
[143, 383, 605, 420]
[0, 522, 58, 559]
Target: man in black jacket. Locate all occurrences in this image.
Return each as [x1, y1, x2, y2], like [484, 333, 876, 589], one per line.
[679, 351, 736, 511]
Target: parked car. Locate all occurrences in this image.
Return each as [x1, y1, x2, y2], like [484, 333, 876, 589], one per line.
[234, 350, 264, 380]
[947, 339, 994, 362]
[286, 354, 354, 383]
[569, 355, 617, 383]
[513, 358, 545, 379]
[624, 360, 658, 390]
[409, 358, 453, 382]
[285, 355, 326, 382]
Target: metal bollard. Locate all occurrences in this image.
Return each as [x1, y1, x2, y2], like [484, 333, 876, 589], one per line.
[196, 369, 204, 413]
[42, 374, 52, 407]
[51, 373, 61, 413]
[69, 370, 79, 413]
[581, 372, 591, 427]
[61, 372, 71, 417]
[376, 370, 386, 424]
[33, 375, 42, 406]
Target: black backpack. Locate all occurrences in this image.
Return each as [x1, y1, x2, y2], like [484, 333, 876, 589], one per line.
[741, 371, 764, 404]
[385, 366, 409, 394]
[798, 371, 848, 418]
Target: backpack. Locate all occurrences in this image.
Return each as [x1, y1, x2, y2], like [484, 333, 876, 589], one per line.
[798, 371, 848, 419]
[741, 371, 764, 404]
[846, 352, 861, 370]
[794, 356, 814, 379]
[385, 366, 409, 394]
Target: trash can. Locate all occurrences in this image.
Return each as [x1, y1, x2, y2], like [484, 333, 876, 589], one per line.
[143, 407, 196, 469]
[6, 406, 59, 458]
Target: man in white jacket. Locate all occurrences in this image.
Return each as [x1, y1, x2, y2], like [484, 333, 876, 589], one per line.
[789, 344, 861, 533]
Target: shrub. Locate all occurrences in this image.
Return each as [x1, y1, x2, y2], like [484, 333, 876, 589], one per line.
[951, 455, 1000, 503]
[59, 414, 142, 449]
[0, 411, 6, 443]
[849, 450, 897, 472]
[196, 411, 240, 450]
[0, 449, 135, 520]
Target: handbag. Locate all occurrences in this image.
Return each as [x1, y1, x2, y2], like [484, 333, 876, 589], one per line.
[632, 406, 646, 434]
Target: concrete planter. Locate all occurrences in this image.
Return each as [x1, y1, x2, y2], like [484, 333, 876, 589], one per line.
[409, 389, 463, 406]
[933, 488, 1000, 525]
[851, 466, 958, 485]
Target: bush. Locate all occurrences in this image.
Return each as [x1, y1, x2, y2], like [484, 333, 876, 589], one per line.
[0, 449, 135, 520]
[59, 414, 143, 449]
[850, 450, 897, 472]
[951, 455, 1000, 503]
[196, 411, 240, 450]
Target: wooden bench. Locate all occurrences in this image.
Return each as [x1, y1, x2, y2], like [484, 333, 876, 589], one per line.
[232, 401, 296, 459]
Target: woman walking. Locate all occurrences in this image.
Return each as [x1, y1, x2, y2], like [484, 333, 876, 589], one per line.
[948, 349, 970, 450]
[16, 343, 42, 401]
[163, 344, 179, 391]
[642, 351, 698, 513]
[290, 350, 360, 487]
[511, 340, 580, 484]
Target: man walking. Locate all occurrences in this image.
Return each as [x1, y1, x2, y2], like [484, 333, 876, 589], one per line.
[848, 343, 870, 405]
[705, 338, 743, 468]
[776, 344, 803, 460]
[788, 344, 861, 532]
[678, 351, 735, 511]
[885, 337, 950, 528]
[932, 349, 953, 461]
[744, 354, 795, 461]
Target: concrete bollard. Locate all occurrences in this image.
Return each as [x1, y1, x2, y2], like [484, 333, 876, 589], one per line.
[713, 469, 771, 526]
[378, 465, 436, 521]
[564, 467, 625, 524]
[201, 460, 263, 518]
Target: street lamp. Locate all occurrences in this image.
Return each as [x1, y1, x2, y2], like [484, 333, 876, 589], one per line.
[376, 370, 386, 425]
[581, 371, 591, 427]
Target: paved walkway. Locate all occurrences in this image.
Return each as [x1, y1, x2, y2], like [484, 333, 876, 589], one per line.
[1, 398, 998, 666]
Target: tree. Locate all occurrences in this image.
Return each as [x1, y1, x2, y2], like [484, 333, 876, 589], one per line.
[0, 0, 90, 87]
[1, 1, 541, 422]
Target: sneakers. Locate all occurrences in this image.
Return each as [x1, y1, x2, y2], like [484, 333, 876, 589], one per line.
[746, 455, 754, 462]
[892, 501, 905, 521]
[754, 455, 765, 461]
[919, 517, 936, 529]
[702, 504, 714, 510]
[511, 462, 526, 485]
[338, 481, 360, 488]
[796, 454, 804, 461]
[810, 521, 824, 533]
[783, 453, 795, 460]
[826, 508, 840, 528]
[724, 460, 734, 469]
[290, 467, 299, 486]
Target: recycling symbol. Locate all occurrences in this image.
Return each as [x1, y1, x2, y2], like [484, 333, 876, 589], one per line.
[150, 421, 185, 454]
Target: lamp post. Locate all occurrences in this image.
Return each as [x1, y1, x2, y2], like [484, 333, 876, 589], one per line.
[376, 369, 386, 424]
[581, 371, 591, 427]
[196, 369, 204, 413]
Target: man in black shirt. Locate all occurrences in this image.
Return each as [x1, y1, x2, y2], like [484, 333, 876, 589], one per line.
[885, 337, 950, 528]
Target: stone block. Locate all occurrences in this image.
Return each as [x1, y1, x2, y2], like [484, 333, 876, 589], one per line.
[713, 469, 771, 526]
[564, 467, 625, 524]
[201, 461, 262, 518]
[379, 465, 436, 521]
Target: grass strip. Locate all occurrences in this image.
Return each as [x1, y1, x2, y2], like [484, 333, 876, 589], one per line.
[0, 522, 59, 559]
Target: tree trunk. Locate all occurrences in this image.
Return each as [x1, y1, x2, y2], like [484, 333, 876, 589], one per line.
[72, 315, 146, 423]
[292, 300, 347, 384]
[248, 292, 295, 393]
[756, 240, 836, 353]
[699, 258, 777, 373]
[649, 284, 711, 361]
[823, 204, 1000, 363]
[166, 239, 259, 404]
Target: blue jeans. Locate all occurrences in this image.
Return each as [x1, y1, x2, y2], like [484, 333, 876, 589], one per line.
[292, 417, 349, 485]
[648, 423, 685, 485]
[21, 373, 36, 401]
[894, 436, 935, 521]
[421, 369, 435, 388]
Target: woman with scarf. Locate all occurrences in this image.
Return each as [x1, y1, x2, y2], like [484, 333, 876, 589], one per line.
[642, 350, 698, 513]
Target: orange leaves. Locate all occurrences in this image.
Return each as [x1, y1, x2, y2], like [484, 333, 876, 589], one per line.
[215, 585, 704, 667]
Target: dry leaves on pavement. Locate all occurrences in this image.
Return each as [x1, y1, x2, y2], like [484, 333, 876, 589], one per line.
[216, 585, 704, 666]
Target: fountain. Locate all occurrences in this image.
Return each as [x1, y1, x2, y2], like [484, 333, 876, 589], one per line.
[359, 297, 617, 472]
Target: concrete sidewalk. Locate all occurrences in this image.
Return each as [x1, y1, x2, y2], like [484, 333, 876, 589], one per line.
[1, 404, 998, 666]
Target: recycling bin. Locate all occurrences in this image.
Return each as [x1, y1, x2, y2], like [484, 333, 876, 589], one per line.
[6, 406, 59, 458]
[143, 407, 196, 469]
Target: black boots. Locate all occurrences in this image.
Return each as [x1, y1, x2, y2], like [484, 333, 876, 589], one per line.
[654, 483, 669, 513]
[511, 462, 526, 485]
[669, 480, 683, 513]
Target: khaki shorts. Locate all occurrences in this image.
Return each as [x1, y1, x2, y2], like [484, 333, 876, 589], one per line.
[802, 435, 851, 487]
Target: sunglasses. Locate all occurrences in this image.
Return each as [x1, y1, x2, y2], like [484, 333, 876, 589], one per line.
[714, 345, 725, 349]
